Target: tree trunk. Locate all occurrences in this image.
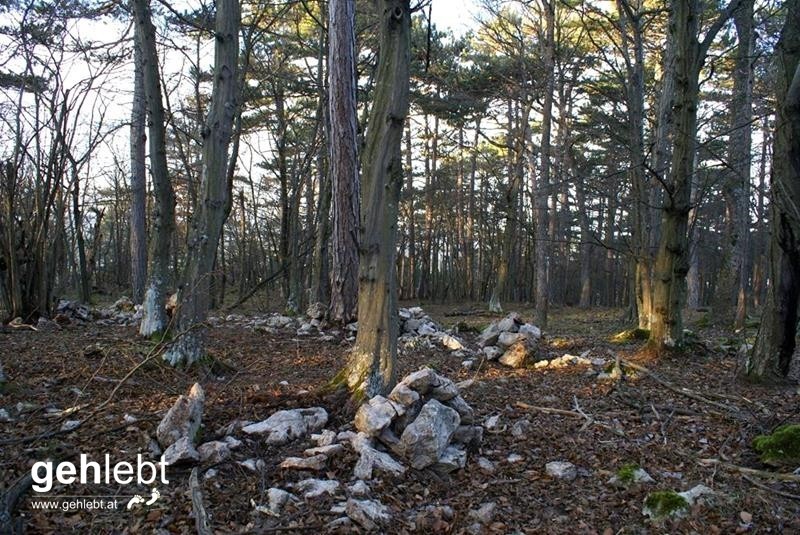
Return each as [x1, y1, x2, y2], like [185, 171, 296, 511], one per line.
[328, 0, 360, 324]
[134, 0, 176, 338]
[342, 0, 410, 398]
[715, 0, 754, 328]
[129, 19, 148, 304]
[163, 0, 239, 366]
[534, 0, 555, 327]
[745, 0, 800, 382]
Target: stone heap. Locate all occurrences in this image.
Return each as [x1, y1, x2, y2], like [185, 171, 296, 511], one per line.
[352, 367, 482, 475]
[477, 312, 542, 368]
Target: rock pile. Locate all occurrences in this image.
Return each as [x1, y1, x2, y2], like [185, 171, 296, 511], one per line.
[477, 312, 542, 368]
[352, 367, 482, 475]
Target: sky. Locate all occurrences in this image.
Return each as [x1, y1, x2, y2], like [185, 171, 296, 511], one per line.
[429, 0, 480, 36]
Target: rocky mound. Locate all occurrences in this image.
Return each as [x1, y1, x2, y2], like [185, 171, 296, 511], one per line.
[477, 312, 542, 368]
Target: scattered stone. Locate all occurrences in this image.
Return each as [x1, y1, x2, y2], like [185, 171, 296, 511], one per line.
[204, 468, 218, 479]
[482, 346, 502, 360]
[433, 446, 467, 473]
[439, 334, 465, 351]
[483, 415, 501, 431]
[238, 458, 265, 472]
[294, 478, 340, 499]
[477, 457, 496, 474]
[679, 484, 715, 505]
[156, 383, 205, 448]
[498, 340, 536, 368]
[400, 368, 438, 395]
[546, 461, 577, 480]
[354, 443, 406, 479]
[60, 420, 80, 431]
[0, 409, 11, 422]
[242, 407, 328, 444]
[197, 440, 232, 463]
[347, 480, 370, 497]
[469, 502, 497, 525]
[608, 466, 655, 486]
[280, 455, 328, 471]
[461, 359, 475, 369]
[346, 498, 391, 531]
[267, 488, 296, 515]
[123, 414, 138, 424]
[326, 517, 353, 530]
[511, 419, 532, 438]
[399, 399, 460, 469]
[305, 444, 344, 457]
[519, 323, 541, 339]
[507, 453, 524, 464]
[477, 324, 501, 348]
[354, 396, 400, 436]
[163, 436, 200, 465]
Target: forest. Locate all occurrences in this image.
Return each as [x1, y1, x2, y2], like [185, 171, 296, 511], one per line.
[0, 0, 799, 532]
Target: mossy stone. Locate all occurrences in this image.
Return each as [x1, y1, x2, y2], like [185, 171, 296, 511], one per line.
[753, 424, 800, 466]
[643, 490, 689, 519]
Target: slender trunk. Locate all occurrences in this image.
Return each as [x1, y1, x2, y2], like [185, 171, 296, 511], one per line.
[134, 0, 176, 337]
[163, 0, 239, 366]
[130, 20, 148, 304]
[343, 0, 410, 398]
[328, 0, 360, 323]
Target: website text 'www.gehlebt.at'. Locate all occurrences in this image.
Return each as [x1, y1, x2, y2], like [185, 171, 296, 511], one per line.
[28, 453, 169, 512]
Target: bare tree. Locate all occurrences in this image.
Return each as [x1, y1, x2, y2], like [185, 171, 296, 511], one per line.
[130, 17, 147, 305]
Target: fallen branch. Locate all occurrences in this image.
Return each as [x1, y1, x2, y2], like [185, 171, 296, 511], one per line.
[190, 468, 213, 535]
[0, 473, 33, 534]
[515, 401, 625, 437]
[698, 458, 800, 482]
[742, 474, 800, 501]
[618, 358, 745, 417]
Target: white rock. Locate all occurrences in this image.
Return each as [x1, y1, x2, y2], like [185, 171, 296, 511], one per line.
[197, 440, 232, 463]
[280, 455, 327, 471]
[679, 484, 715, 505]
[0, 409, 11, 422]
[267, 488, 296, 515]
[304, 444, 345, 457]
[433, 446, 467, 473]
[484, 415, 501, 431]
[223, 435, 242, 449]
[295, 478, 340, 499]
[204, 468, 218, 479]
[242, 407, 328, 444]
[239, 458, 265, 472]
[430, 375, 459, 401]
[608, 467, 655, 486]
[507, 453, 524, 464]
[546, 461, 577, 480]
[346, 498, 391, 531]
[440, 334, 465, 351]
[60, 419, 80, 431]
[444, 395, 475, 424]
[408, 306, 424, 317]
[156, 383, 205, 448]
[498, 340, 536, 368]
[354, 396, 400, 436]
[518, 323, 542, 339]
[388, 383, 420, 407]
[354, 443, 406, 479]
[399, 399, 460, 469]
[418, 323, 438, 336]
[482, 346, 502, 360]
[477, 457, 496, 474]
[163, 436, 200, 465]
[477, 324, 501, 348]
[469, 502, 496, 525]
[312, 429, 337, 446]
[123, 413, 138, 424]
[462, 359, 475, 369]
[400, 368, 438, 395]
[497, 314, 520, 333]
[497, 331, 526, 349]
[348, 480, 370, 497]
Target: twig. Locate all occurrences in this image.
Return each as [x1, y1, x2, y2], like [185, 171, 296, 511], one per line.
[190, 468, 213, 535]
[697, 459, 800, 482]
[741, 474, 800, 501]
[619, 358, 745, 416]
[515, 401, 625, 437]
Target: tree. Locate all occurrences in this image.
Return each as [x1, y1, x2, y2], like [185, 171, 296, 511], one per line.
[130, 16, 147, 305]
[134, 0, 176, 337]
[648, 0, 741, 350]
[744, 0, 800, 382]
[328, 0, 360, 324]
[340, 0, 411, 398]
[163, 0, 240, 366]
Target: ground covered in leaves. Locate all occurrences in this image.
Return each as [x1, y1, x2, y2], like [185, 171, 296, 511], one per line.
[1, 305, 798, 534]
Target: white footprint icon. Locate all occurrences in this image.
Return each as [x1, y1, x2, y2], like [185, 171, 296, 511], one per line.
[126, 495, 145, 510]
[145, 488, 161, 506]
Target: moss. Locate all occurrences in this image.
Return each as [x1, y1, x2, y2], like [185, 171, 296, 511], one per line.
[644, 490, 688, 518]
[610, 328, 650, 343]
[753, 424, 800, 466]
[617, 463, 640, 484]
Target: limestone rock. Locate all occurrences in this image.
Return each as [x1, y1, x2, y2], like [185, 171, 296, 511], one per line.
[311, 429, 337, 447]
[400, 368, 438, 395]
[546, 461, 577, 480]
[482, 346, 502, 360]
[266, 488, 296, 515]
[444, 395, 475, 424]
[498, 340, 536, 368]
[197, 440, 233, 464]
[429, 375, 459, 401]
[519, 323, 542, 339]
[304, 444, 344, 457]
[439, 334, 465, 352]
[163, 436, 200, 465]
[497, 331, 526, 349]
[388, 383, 420, 407]
[354, 443, 406, 479]
[354, 396, 400, 436]
[497, 313, 521, 333]
[469, 502, 496, 525]
[348, 480, 370, 497]
[280, 455, 328, 471]
[242, 407, 328, 445]
[433, 446, 467, 473]
[399, 399, 460, 469]
[156, 383, 205, 448]
[477, 324, 501, 348]
[346, 498, 391, 531]
[294, 478, 340, 499]
[306, 302, 326, 320]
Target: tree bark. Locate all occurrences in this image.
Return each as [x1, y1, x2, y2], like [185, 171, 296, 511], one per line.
[328, 0, 360, 324]
[745, 0, 800, 382]
[129, 18, 147, 305]
[342, 0, 410, 398]
[163, 0, 239, 366]
[134, 0, 175, 338]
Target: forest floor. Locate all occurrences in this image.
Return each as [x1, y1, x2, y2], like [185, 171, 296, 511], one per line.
[1, 304, 799, 534]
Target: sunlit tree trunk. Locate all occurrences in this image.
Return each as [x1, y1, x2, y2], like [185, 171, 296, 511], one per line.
[163, 0, 239, 366]
[134, 0, 176, 338]
[328, 0, 360, 324]
[745, 0, 800, 382]
[342, 0, 410, 398]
